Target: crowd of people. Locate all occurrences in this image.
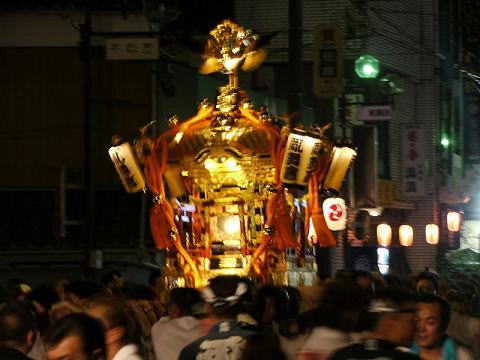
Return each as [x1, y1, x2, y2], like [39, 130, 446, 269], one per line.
[0, 268, 479, 359]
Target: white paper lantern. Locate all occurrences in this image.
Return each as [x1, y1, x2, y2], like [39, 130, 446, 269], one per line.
[425, 224, 439, 245]
[322, 197, 347, 231]
[377, 224, 392, 247]
[108, 142, 146, 193]
[399, 225, 413, 247]
[447, 211, 461, 232]
[323, 146, 357, 192]
[280, 130, 323, 186]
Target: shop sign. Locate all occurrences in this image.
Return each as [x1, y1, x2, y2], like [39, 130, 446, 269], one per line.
[401, 124, 425, 198]
[106, 38, 159, 60]
[313, 25, 343, 98]
[357, 105, 392, 121]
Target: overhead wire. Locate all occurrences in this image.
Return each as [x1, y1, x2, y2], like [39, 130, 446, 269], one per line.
[348, 0, 480, 66]
[346, 0, 480, 93]
[346, 0, 435, 58]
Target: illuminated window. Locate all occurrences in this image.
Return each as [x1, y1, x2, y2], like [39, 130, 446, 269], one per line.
[377, 247, 390, 275]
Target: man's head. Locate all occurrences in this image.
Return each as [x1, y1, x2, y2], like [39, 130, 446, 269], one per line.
[253, 286, 288, 326]
[0, 303, 36, 354]
[202, 276, 249, 319]
[148, 270, 163, 289]
[415, 272, 438, 295]
[353, 270, 375, 300]
[367, 288, 417, 347]
[168, 287, 202, 319]
[45, 313, 105, 360]
[64, 280, 103, 307]
[415, 294, 450, 350]
[100, 270, 124, 293]
[86, 296, 140, 349]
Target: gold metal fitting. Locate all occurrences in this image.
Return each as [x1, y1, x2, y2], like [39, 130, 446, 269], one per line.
[241, 99, 254, 109]
[168, 228, 178, 239]
[153, 194, 164, 204]
[168, 115, 179, 128]
[216, 85, 238, 113]
[265, 184, 278, 193]
[260, 114, 273, 124]
[199, 20, 265, 76]
[263, 225, 275, 235]
[200, 98, 211, 109]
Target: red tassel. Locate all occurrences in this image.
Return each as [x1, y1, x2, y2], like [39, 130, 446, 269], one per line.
[311, 207, 336, 247]
[149, 204, 170, 249]
[274, 206, 297, 249]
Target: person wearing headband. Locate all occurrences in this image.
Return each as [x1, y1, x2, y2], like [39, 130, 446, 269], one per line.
[330, 288, 420, 360]
[178, 276, 258, 360]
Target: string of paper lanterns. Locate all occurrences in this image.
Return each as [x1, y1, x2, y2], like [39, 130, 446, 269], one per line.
[399, 225, 413, 247]
[447, 211, 461, 232]
[375, 210, 462, 247]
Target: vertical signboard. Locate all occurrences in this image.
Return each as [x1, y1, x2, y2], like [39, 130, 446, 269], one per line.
[401, 124, 425, 198]
[313, 25, 343, 98]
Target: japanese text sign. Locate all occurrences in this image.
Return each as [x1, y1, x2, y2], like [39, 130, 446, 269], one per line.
[313, 25, 343, 98]
[401, 124, 425, 197]
[280, 132, 323, 186]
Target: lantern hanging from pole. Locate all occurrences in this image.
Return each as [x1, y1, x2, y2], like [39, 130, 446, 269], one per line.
[108, 142, 146, 193]
[399, 225, 413, 247]
[322, 197, 347, 231]
[323, 146, 357, 193]
[280, 129, 324, 186]
[425, 224, 439, 244]
[377, 224, 392, 247]
[447, 211, 461, 232]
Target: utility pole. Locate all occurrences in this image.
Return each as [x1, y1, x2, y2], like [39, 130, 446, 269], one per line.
[288, 0, 303, 119]
[81, 0, 94, 277]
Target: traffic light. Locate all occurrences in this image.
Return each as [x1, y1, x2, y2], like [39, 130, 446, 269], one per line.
[355, 54, 380, 79]
[441, 136, 450, 148]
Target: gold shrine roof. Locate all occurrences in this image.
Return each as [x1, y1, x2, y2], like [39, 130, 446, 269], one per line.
[167, 116, 272, 162]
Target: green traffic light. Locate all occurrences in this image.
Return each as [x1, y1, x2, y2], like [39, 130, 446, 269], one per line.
[355, 54, 380, 78]
[441, 137, 450, 148]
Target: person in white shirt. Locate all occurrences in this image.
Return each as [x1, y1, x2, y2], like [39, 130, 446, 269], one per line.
[151, 287, 203, 360]
[87, 296, 143, 360]
[298, 281, 367, 360]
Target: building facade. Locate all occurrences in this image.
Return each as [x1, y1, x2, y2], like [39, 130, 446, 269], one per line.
[235, 0, 465, 275]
